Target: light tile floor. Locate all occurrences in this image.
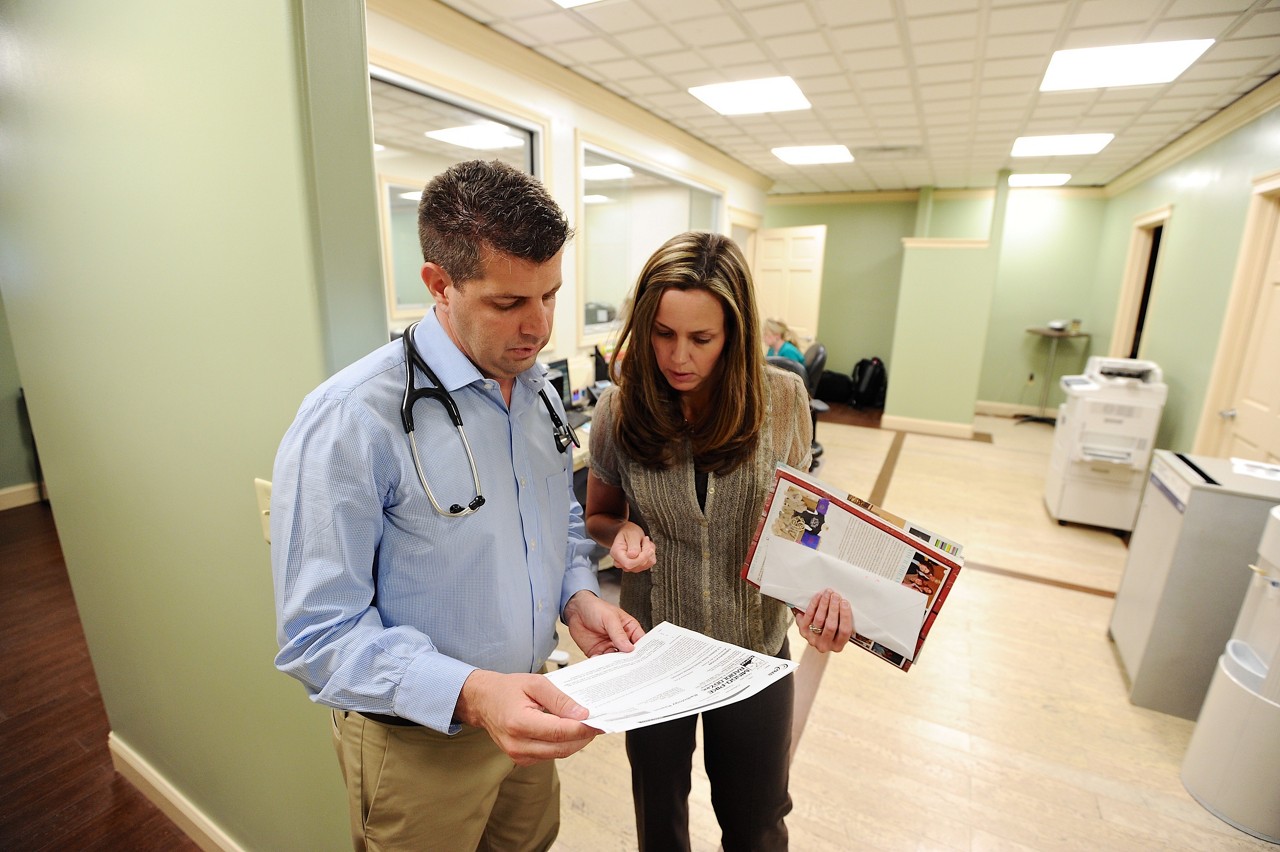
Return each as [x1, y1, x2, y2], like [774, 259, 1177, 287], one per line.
[553, 416, 1274, 851]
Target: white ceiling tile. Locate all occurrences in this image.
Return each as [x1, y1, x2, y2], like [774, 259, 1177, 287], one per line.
[574, 1, 658, 30]
[782, 55, 845, 76]
[407, 0, 1280, 194]
[988, 3, 1068, 35]
[545, 37, 626, 62]
[1060, 24, 1149, 49]
[681, 14, 750, 47]
[742, 2, 820, 36]
[811, 0, 894, 27]
[1074, 0, 1164, 28]
[829, 21, 902, 51]
[613, 27, 686, 56]
[984, 31, 1060, 58]
[645, 50, 712, 75]
[908, 11, 980, 44]
[765, 31, 833, 58]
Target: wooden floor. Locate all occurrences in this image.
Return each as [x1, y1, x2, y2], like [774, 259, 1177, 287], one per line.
[0, 502, 199, 852]
[2, 412, 1274, 851]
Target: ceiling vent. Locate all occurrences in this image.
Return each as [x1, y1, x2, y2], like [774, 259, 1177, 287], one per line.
[853, 145, 925, 160]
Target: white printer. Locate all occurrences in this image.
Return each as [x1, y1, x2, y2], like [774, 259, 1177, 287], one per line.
[1043, 356, 1167, 531]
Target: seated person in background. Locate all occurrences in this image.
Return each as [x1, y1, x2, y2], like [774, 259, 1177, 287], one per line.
[763, 318, 805, 364]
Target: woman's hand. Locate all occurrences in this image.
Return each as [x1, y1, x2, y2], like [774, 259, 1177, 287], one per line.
[610, 521, 657, 572]
[794, 588, 854, 652]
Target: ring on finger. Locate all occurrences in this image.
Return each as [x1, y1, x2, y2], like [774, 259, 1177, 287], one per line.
[808, 623, 823, 633]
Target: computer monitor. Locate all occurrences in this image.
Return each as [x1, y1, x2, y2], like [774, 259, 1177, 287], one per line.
[546, 357, 571, 408]
[593, 346, 611, 382]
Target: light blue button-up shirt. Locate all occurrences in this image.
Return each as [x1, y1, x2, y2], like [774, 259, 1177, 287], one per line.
[271, 309, 598, 733]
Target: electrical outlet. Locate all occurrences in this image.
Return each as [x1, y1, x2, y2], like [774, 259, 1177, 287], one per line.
[1027, 372, 1035, 385]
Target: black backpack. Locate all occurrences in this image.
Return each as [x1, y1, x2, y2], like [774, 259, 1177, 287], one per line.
[850, 357, 887, 409]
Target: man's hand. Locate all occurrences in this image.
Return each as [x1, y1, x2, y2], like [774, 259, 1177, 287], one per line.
[562, 590, 644, 657]
[454, 669, 598, 765]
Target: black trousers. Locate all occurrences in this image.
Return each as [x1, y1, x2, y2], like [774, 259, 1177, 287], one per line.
[625, 639, 793, 852]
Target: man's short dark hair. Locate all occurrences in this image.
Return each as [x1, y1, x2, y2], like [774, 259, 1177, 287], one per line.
[417, 159, 572, 284]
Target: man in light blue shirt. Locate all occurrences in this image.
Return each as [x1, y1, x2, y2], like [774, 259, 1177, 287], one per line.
[271, 160, 642, 851]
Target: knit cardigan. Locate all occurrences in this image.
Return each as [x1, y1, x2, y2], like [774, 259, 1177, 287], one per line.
[589, 366, 813, 655]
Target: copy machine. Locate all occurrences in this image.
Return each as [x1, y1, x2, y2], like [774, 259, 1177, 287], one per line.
[1043, 356, 1167, 531]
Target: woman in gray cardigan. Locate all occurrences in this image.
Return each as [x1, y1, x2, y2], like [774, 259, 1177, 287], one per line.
[585, 231, 854, 851]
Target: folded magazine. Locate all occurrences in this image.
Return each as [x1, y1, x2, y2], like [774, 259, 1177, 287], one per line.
[741, 464, 963, 671]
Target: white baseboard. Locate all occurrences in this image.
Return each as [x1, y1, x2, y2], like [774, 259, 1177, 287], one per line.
[880, 414, 974, 440]
[0, 482, 42, 512]
[108, 731, 246, 852]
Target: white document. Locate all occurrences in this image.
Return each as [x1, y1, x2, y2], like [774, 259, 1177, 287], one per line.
[545, 621, 796, 733]
[756, 538, 929, 660]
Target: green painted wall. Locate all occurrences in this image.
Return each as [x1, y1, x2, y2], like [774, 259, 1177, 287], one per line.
[979, 191, 1108, 411]
[0, 0, 378, 848]
[764, 202, 917, 375]
[0, 294, 38, 490]
[1088, 108, 1280, 451]
[884, 244, 997, 424]
[929, 195, 994, 240]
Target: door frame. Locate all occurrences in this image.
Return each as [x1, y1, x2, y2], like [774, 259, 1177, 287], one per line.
[1194, 169, 1280, 454]
[1109, 205, 1172, 358]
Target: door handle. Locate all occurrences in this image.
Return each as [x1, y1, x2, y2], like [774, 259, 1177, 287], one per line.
[1218, 408, 1237, 420]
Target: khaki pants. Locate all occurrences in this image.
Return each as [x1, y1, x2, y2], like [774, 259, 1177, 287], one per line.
[331, 709, 559, 852]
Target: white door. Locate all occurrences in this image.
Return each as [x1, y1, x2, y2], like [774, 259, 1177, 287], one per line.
[753, 225, 826, 344]
[1225, 217, 1280, 462]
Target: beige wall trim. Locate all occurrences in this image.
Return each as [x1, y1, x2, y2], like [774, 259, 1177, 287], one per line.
[768, 190, 919, 206]
[367, 0, 771, 192]
[0, 482, 41, 512]
[900, 238, 990, 250]
[1193, 180, 1280, 454]
[1107, 75, 1280, 197]
[880, 414, 975, 440]
[976, 400, 1039, 418]
[109, 732, 245, 852]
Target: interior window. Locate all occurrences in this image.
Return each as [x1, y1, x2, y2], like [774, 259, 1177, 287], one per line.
[580, 147, 721, 341]
[370, 71, 535, 326]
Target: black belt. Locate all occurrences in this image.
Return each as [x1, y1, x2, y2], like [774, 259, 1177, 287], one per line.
[358, 711, 420, 727]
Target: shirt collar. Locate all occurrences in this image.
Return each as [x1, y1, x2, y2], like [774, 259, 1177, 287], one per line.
[412, 308, 549, 397]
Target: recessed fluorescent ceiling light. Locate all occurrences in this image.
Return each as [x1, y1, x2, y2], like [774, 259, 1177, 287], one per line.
[583, 195, 612, 204]
[772, 145, 853, 165]
[688, 76, 810, 116]
[582, 164, 634, 182]
[1041, 39, 1213, 91]
[425, 121, 523, 150]
[373, 143, 386, 152]
[398, 190, 422, 201]
[1008, 173, 1071, 187]
[1011, 133, 1114, 157]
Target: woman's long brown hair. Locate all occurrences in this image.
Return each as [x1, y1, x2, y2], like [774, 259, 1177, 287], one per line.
[611, 231, 766, 474]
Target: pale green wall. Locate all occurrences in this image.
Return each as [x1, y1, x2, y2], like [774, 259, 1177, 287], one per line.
[0, 0, 377, 848]
[884, 245, 998, 423]
[763, 202, 918, 375]
[928, 196, 995, 240]
[0, 294, 38, 490]
[979, 192, 1108, 410]
[1088, 107, 1280, 451]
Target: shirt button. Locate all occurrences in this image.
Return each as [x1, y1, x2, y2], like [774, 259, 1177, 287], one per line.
[702, 550, 710, 559]
[530, 540, 537, 550]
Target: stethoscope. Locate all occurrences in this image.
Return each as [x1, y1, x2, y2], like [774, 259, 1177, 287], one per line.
[400, 321, 579, 517]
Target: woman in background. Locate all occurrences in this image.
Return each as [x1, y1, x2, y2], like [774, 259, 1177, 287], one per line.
[762, 317, 805, 365]
[586, 231, 853, 851]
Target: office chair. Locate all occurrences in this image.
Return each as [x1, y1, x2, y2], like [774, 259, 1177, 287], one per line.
[767, 356, 825, 472]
